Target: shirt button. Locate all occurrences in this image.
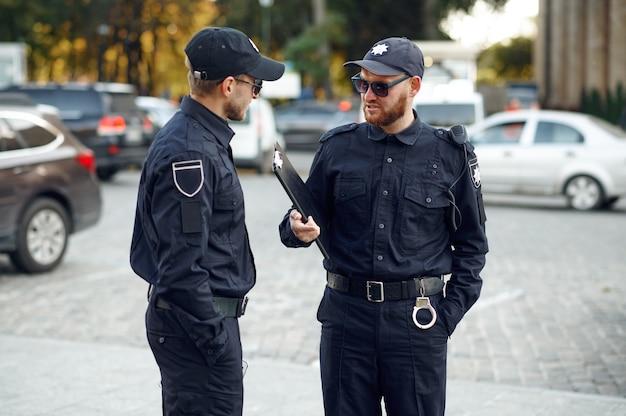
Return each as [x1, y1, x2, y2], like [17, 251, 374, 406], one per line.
[378, 223, 385, 229]
[377, 255, 383, 261]
[386, 157, 393, 163]
[158, 337, 165, 344]
[382, 190, 389, 196]
[432, 163, 438, 168]
[426, 197, 432, 203]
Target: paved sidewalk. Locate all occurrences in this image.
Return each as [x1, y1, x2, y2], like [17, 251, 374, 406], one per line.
[1, 335, 625, 416]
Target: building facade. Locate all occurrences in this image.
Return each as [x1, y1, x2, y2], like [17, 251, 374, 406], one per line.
[535, 0, 626, 111]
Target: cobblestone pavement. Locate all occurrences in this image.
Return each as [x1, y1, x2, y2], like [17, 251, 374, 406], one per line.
[1, 159, 625, 398]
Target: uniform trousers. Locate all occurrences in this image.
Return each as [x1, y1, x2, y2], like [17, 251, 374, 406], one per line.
[146, 298, 243, 416]
[317, 286, 448, 416]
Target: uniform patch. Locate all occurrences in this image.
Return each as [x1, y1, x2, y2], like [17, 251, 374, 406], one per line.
[468, 157, 481, 188]
[181, 201, 202, 233]
[172, 160, 204, 197]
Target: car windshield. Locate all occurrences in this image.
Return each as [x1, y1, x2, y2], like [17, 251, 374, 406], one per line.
[587, 115, 626, 139]
[414, 103, 476, 126]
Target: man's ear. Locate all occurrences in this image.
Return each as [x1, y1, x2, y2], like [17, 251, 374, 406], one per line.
[409, 76, 421, 97]
[221, 76, 235, 97]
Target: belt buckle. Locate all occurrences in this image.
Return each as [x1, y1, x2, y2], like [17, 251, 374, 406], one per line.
[366, 281, 384, 302]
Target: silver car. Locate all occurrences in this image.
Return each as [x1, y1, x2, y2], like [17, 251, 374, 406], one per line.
[468, 110, 626, 210]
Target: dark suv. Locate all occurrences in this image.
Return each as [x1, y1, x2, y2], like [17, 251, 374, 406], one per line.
[1, 83, 154, 180]
[0, 105, 101, 273]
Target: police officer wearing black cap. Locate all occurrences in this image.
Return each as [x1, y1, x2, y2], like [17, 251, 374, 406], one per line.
[130, 27, 284, 415]
[279, 37, 488, 416]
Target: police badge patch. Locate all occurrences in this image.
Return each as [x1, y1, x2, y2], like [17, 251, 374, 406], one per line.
[172, 160, 204, 197]
[468, 157, 481, 188]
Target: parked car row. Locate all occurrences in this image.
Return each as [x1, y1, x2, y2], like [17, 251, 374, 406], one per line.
[1, 83, 154, 181]
[274, 100, 359, 150]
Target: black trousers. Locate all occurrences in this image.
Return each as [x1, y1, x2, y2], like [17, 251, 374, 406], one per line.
[317, 287, 448, 416]
[146, 298, 243, 416]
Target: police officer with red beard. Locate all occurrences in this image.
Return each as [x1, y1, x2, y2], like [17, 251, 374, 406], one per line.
[279, 37, 488, 416]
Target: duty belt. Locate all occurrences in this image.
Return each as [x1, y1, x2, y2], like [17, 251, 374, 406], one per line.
[326, 272, 444, 303]
[153, 294, 248, 318]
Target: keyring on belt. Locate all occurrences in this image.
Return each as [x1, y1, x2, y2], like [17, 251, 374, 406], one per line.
[412, 280, 437, 330]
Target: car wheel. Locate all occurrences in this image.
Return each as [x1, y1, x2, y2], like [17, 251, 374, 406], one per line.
[564, 175, 604, 211]
[9, 198, 70, 273]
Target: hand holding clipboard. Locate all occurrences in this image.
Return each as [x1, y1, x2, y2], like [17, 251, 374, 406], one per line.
[272, 143, 330, 260]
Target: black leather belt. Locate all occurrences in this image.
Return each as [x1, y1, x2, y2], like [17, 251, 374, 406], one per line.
[326, 272, 444, 302]
[155, 296, 248, 318]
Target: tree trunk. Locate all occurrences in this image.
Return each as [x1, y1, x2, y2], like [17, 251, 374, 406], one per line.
[312, 0, 332, 98]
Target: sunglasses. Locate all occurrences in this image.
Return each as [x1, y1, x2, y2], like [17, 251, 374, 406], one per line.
[351, 74, 411, 97]
[235, 78, 263, 97]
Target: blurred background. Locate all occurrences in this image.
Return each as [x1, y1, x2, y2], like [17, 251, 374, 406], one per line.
[1, 0, 624, 119]
[1, 1, 625, 415]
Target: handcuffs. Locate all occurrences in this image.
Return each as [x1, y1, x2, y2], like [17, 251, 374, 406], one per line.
[411, 279, 437, 330]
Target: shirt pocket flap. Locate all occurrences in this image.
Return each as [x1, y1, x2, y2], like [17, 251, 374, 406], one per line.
[404, 184, 449, 208]
[335, 179, 366, 203]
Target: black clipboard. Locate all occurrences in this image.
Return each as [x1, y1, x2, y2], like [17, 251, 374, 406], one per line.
[272, 143, 329, 259]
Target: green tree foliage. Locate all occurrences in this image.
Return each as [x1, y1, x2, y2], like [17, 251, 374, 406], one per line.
[331, 0, 504, 63]
[580, 84, 626, 125]
[0, 0, 508, 97]
[283, 13, 347, 98]
[477, 36, 534, 85]
[0, 0, 217, 97]
[216, 0, 508, 96]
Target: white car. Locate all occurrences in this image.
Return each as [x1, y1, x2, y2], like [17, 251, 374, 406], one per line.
[468, 110, 626, 210]
[413, 92, 484, 128]
[135, 96, 178, 129]
[230, 98, 284, 174]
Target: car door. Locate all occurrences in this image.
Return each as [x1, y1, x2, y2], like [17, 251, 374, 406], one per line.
[513, 118, 585, 194]
[0, 117, 26, 240]
[0, 112, 64, 241]
[469, 117, 529, 193]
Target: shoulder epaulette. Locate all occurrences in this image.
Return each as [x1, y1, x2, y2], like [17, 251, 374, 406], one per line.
[320, 122, 359, 142]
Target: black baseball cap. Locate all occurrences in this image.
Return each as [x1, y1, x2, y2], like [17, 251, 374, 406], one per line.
[185, 27, 285, 81]
[344, 37, 424, 78]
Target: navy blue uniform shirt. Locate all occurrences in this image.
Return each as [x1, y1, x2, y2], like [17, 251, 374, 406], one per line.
[131, 96, 256, 356]
[279, 113, 488, 334]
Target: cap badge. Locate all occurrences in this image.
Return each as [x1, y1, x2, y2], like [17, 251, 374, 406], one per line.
[248, 38, 260, 53]
[371, 43, 389, 56]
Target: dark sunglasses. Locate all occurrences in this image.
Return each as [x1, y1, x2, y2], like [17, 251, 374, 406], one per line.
[351, 74, 411, 97]
[234, 78, 263, 97]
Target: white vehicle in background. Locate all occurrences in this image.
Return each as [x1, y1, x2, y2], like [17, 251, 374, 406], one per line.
[413, 81, 484, 128]
[468, 110, 626, 211]
[0, 42, 27, 88]
[230, 97, 284, 174]
[135, 96, 178, 129]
